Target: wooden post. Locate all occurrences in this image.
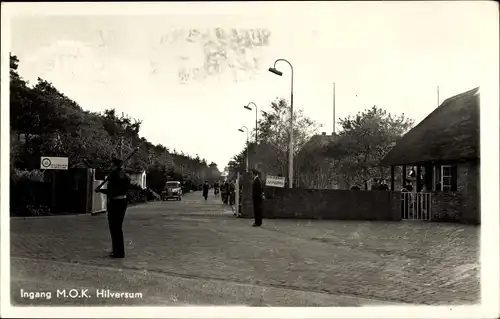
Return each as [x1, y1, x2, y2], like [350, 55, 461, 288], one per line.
[390, 166, 395, 191]
[51, 170, 57, 213]
[425, 165, 433, 190]
[402, 165, 406, 189]
[416, 165, 422, 192]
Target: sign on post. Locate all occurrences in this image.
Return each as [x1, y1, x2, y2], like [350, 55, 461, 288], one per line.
[40, 156, 69, 170]
[265, 175, 285, 188]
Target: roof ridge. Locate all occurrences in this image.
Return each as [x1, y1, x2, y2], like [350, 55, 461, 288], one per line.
[441, 87, 479, 105]
[403, 87, 479, 135]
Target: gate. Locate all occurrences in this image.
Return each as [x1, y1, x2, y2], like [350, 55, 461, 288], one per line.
[401, 192, 432, 220]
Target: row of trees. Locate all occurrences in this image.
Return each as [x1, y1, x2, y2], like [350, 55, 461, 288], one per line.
[226, 98, 414, 189]
[10, 54, 221, 191]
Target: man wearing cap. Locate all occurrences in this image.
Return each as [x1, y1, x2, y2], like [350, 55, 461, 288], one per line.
[96, 157, 131, 258]
[252, 169, 263, 227]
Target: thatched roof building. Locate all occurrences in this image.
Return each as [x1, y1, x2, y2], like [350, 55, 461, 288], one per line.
[380, 87, 479, 166]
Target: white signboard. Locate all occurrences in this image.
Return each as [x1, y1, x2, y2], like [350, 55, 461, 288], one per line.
[40, 156, 68, 170]
[266, 175, 285, 188]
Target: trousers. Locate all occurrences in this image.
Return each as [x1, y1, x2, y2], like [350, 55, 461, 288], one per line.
[107, 198, 128, 256]
[253, 199, 262, 225]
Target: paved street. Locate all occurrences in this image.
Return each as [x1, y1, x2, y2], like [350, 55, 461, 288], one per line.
[10, 191, 479, 306]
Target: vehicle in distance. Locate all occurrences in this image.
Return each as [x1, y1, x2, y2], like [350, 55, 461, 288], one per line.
[162, 181, 182, 201]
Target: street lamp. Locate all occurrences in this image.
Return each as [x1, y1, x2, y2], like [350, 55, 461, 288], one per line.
[269, 58, 294, 188]
[238, 126, 249, 172]
[243, 102, 258, 144]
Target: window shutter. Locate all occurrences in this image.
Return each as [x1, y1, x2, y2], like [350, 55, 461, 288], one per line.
[451, 164, 458, 191]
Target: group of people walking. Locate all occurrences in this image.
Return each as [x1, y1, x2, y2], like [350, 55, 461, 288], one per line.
[202, 180, 236, 204]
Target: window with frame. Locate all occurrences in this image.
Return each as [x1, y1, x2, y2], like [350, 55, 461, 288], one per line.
[441, 165, 452, 191]
[432, 164, 458, 191]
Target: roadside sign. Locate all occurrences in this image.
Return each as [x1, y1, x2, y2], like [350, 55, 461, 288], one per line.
[265, 175, 285, 188]
[40, 156, 68, 170]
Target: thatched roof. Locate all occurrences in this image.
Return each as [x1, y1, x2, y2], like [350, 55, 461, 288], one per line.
[380, 87, 479, 166]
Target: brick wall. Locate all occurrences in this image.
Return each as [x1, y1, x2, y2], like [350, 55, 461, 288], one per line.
[431, 192, 463, 222]
[458, 160, 480, 224]
[241, 176, 401, 221]
[430, 160, 480, 224]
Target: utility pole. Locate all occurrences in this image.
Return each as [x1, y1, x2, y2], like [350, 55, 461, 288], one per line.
[437, 86, 440, 107]
[120, 136, 124, 159]
[333, 82, 336, 135]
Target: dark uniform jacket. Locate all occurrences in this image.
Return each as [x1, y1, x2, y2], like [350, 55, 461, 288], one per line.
[252, 176, 263, 202]
[101, 169, 131, 198]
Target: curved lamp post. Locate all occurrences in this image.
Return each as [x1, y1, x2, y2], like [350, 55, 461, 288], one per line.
[244, 102, 258, 144]
[269, 58, 294, 188]
[238, 126, 249, 172]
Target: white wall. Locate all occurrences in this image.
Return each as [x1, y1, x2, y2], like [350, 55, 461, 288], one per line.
[130, 171, 147, 189]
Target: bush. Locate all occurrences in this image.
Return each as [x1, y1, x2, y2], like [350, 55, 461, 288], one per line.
[10, 169, 52, 216]
[11, 168, 45, 183]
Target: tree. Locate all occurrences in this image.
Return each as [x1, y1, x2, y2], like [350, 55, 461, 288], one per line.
[227, 97, 321, 180]
[9, 54, 217, 185]
[324, 106, 414, 189]
[296, 136, 341, 189]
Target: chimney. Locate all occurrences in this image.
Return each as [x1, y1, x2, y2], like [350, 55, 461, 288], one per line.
[321, 132, 326, 136]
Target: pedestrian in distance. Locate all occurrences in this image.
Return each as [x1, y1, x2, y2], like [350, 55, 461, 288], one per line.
[223, 180, 230, 205]
[252, 169, 264, 227]
[229, 180, 236, 215]
[214, 180, 220, 197]
[95, 157, 131, 259]
[221, 181, 227, 203]
[229, 180, 236, 206]
[202, 180, 209, 200]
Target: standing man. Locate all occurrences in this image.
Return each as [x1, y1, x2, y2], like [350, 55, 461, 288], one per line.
[95, 157, 131, 259]
[202, 180, 209, 200]
[252, 169, 263, 227]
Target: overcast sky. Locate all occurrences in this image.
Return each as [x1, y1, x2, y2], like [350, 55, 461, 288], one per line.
[7, 1, 497, 170]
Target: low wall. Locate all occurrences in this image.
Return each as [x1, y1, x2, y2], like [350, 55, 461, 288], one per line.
[431, 191, 480, 224]
[431, 192, 463, 222]
[241, 176, 401, 221]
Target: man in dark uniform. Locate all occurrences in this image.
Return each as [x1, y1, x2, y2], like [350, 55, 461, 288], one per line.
[95, 157, 131, 258]
[252, 169, 263, 227]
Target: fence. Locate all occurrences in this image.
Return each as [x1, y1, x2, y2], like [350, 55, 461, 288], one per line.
[10, 180, 52, 216]
[401, 192, 432, 221]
